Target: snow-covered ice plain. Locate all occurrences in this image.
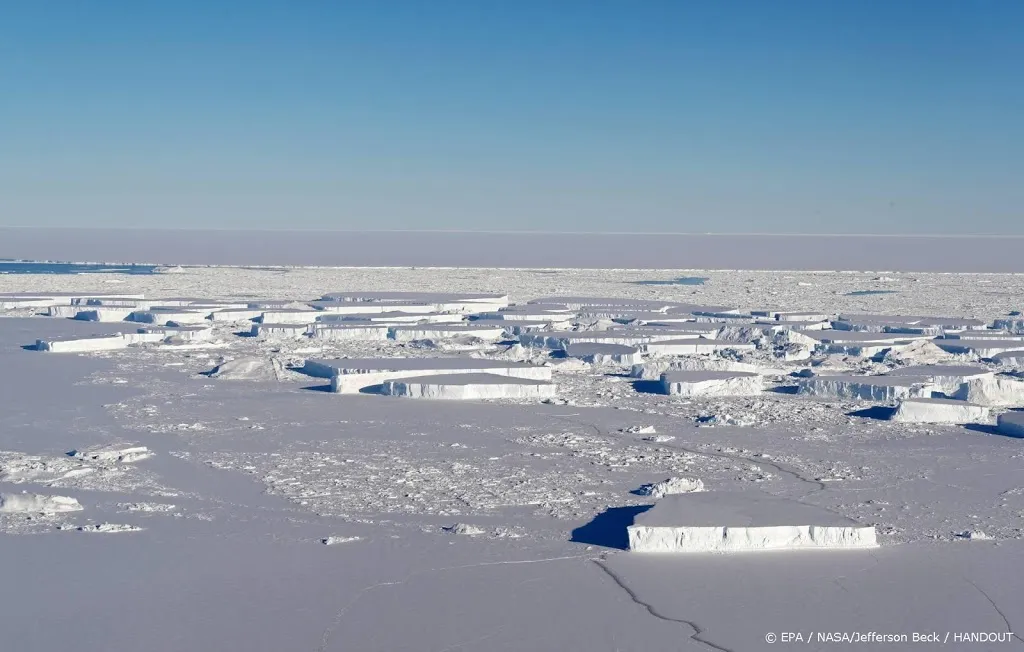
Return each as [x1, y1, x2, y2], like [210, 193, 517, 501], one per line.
[2, 252, 1024, 651]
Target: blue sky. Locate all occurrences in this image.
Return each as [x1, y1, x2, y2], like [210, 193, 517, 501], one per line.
[1, 1, 1021, 233]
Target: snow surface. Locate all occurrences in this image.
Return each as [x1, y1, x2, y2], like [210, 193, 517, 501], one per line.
[3, 262, 1024, 651]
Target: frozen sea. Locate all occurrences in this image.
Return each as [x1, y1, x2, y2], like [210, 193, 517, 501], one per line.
[1, 244, 1023, 651]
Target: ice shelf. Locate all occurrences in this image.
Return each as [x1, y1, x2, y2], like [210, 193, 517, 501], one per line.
[660, 371, 764, 397]
[380, 373, 557, 400]
[889, 398, 990, 424]
[627, 492, 878, 553]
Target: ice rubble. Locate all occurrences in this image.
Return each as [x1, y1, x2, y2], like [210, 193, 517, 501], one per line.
[303, 357, 552, 394]
[564, 342, 642, 365]
[627, 492, 878, 553]
[636, 477, 705, 498]
[996, 412, 1024, 438]
[380, 373, 557, 400]
[68, 444, 153, 463]
[798, 375, 939, 401]
[889, 398, 990, 424]
[0, 493, 83, 514]
[660, 371, 764, 397]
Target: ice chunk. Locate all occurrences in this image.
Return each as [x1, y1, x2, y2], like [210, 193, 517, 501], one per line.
[36, 333, 128, 353]
[797, 375, 938, 401]
[443, 523, 486, 536]
[889, 398, 989, 424]
[660, 371, 764, 397]
[636, 477, 705, 498]
[0, 493, 83, 514]
[996, 412, 1024, 437]
[208, 357, 283, 381]
[68, 445, 153, 463]
[951, 376, 1024, 406]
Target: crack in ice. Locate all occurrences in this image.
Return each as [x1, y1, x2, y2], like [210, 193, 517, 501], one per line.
[593, 558, 734, 652]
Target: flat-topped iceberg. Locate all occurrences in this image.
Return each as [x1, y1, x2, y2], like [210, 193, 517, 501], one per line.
[380, 373, 556, 400]
[798, 375, 938, 401]
[889, 398, 990, 424]
[627, 492, 877, 553]
[660, 371, 764, 397]
[303, 357, 551, 393]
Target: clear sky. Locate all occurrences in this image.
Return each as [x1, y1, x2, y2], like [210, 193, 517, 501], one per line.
[1, 1, 1021, 234]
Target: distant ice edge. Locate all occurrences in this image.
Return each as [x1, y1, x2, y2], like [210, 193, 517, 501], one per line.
[627, 524, 879, 553]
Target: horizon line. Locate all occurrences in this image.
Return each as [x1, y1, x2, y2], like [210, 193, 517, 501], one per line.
[2, 226, 1024, 239]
